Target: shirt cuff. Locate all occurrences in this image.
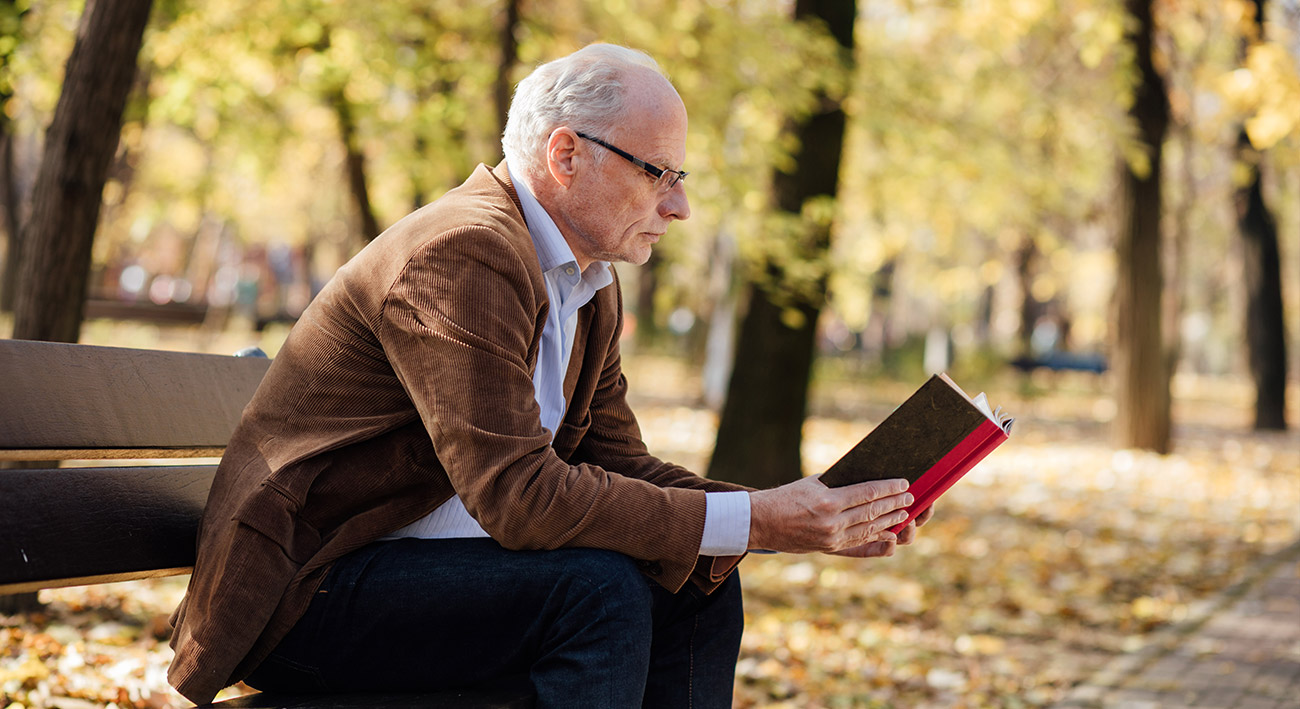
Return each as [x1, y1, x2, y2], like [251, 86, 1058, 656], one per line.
[700, 490, 750, 556]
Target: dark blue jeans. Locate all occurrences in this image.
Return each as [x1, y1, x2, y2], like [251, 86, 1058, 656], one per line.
[245, 538, 744, 708]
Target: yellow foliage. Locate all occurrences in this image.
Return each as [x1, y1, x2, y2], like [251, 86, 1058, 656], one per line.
[0, 657, 49, 685]
[1031, 275, 1058, 302]
[1216, 40, 1300, 151]
[1072, 8, 1127, 69]
[979, 259, 1004, 285]
[1121, 137, 1153, 179]
[954, 634, 1007, 656]
[1242, 43, 1300, 149]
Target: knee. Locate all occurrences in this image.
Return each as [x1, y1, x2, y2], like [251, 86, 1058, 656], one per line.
[554, 549, 653, 628]
[560, 549, 651, 600]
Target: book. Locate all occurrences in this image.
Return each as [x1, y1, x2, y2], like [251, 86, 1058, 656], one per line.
[819, 373, 1014, 534]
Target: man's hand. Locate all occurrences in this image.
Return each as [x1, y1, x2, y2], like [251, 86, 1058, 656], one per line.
[830, 503, 936, 558]
[897, 504, 935, 545]
[748, 475, 913, 556]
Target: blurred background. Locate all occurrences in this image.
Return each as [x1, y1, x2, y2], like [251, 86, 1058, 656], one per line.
[0, 0, 1297, 707]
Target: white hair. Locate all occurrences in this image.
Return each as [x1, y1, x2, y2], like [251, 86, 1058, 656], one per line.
[502, 44, 668, 182]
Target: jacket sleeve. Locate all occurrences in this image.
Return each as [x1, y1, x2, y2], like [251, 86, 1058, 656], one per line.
[567, 273, 752, 593]
[568, 281, 751, 495]
[375, 226, 712, 590]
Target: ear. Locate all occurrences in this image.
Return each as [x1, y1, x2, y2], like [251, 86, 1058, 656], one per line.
[545, 128, 580, 189]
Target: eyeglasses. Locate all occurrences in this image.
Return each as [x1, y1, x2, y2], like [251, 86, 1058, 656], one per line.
[575, 132, 688, 193]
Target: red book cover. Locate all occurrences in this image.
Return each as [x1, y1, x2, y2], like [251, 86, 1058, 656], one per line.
[819, 373, 1013, 533]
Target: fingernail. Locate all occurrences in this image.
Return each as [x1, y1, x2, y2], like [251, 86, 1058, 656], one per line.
[904, 494, 915, 506]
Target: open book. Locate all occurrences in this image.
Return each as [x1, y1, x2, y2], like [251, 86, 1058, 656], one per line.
[819, 373, 1014, 533]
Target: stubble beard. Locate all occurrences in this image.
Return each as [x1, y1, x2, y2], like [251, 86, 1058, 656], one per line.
[562, 213, 654, 267]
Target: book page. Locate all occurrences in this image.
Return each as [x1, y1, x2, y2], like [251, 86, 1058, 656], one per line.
[971, 392, 1015, 434]
[940, 372, 1014, 435]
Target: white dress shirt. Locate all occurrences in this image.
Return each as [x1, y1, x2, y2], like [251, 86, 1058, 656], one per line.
[386, 164, 749, 556]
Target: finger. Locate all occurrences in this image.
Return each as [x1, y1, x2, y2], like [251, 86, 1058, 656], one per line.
[914, 505, 935, 527]
[896, 521, 918, 545]
[853, 492, 914, 522]
[840, 477, 910, 503]
[875, 509, 910, 535]
[830, 538, 897, 558]
[846, 507, 910, 543]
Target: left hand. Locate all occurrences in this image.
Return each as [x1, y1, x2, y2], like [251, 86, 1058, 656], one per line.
[896, 504, 934, 545]
[828, 504, 935, 558]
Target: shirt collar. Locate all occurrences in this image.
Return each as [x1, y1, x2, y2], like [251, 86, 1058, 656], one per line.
[508, 162, 613, 289]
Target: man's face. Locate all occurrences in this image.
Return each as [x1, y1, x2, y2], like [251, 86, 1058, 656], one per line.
[552, 73, 691, 269]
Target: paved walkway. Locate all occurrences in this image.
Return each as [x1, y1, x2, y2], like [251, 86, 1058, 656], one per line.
[1056, 541, 1300, 709]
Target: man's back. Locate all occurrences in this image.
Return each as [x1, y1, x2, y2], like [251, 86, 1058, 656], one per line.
[169, 164, 553, 701]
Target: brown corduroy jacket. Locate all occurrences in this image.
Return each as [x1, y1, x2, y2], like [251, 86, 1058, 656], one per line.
[167, 163, 749, 704]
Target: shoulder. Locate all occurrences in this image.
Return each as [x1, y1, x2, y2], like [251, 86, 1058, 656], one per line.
[389, 164, 535, 271]
[333, 165, 546, 312]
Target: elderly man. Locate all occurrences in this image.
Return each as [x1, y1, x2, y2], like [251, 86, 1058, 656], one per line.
[168, 44, 923, 708]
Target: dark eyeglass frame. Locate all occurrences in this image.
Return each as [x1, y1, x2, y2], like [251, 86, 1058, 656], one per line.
[575, 131, 688, 192]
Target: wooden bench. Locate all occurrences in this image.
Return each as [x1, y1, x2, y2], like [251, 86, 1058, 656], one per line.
[0, 339, 533, 709]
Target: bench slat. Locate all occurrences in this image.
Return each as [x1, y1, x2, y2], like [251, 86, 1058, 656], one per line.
[0, 447, 226, 462]
[0, 465, 213, 594]
[0, 339, 269, 453]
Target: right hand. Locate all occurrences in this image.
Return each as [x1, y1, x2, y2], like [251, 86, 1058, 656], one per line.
[747, 474, 913, 555]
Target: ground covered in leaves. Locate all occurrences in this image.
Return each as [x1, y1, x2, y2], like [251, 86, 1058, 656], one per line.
[3, 357, 1297, 708]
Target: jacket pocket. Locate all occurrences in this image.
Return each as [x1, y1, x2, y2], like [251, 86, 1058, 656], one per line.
[231, 482, 323, 565]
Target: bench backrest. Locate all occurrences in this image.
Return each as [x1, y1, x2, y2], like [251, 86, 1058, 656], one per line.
[0, 339, 270, 594]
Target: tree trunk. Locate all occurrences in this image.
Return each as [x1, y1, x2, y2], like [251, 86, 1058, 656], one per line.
[709, 0, 854, 488]
[412, 135, 428, 210]
[494, 0, 520, 159]
[711, 289, 821, 488]
[1112, 0, 1171, 453]
[863, 258, 896, 360]
[12, 0, 152, 343]
[0, 0, 26, 314]
[1237, 0, 1288, 431]
[1166, 81, 1195, 385]
[330, 89, 381, 245]
[634, 249, 661, 349]
[1016, 235, 1040, 357]
[0, 130, 20, 313]
[1237, 140, 1287, 430]
[702, 229, 738, 410]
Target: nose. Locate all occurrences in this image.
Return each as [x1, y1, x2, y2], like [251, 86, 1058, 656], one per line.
[658, 182, 690, 222]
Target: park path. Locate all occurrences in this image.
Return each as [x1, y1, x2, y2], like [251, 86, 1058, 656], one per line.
[1055, 540, 1300, 709]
